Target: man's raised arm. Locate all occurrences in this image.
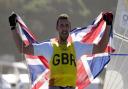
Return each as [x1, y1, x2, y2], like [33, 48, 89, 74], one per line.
[93, 12, 113, 54]
[9, 13, 34, 55]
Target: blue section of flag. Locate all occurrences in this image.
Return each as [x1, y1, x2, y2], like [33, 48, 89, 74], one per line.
[22, 28, 37, 43]
[87, 55, 110, 78]
[28, 65, 45, 84]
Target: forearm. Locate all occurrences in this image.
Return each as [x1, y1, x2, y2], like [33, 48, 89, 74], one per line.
[11, 27, 26, 53]
[93, 25, 111, 53]
[11, 27, 34, 55]
[99, 25, 111, 51]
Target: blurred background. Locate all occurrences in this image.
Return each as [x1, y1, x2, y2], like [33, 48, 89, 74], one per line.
[0, 0, 128, 89]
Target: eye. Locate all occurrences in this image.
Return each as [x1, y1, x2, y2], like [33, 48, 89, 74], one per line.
[66, 24, 69, 28]
[60, 24, 64, 27]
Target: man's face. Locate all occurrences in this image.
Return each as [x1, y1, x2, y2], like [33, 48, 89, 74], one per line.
[56, 19, 71, 42]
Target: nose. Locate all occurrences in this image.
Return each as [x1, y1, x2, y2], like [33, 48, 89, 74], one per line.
[62, 26, 67, 31]
[63, 24, 69, 31]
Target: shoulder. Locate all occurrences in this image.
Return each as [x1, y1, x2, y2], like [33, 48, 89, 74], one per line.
[50, 38, 59, 47]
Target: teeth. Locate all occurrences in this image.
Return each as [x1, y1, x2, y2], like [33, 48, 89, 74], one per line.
[63, 32, 67, 34]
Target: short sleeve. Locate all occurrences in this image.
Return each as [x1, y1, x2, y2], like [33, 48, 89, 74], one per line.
[74, 41, 93, 60]
[32, 42, 53, 62]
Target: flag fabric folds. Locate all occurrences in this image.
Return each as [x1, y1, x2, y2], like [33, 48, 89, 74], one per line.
[17, 16, 49, 89]
[16, 12, 114, 89]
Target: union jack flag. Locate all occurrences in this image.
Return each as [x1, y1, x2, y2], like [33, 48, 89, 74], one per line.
[16, 12, 114, 89]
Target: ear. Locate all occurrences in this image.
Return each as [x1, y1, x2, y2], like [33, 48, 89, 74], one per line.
[56, 24, 60, 31]
[56, 25, 58, 31]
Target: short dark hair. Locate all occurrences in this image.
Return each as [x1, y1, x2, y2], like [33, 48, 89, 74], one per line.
[56, 14, 69, 26]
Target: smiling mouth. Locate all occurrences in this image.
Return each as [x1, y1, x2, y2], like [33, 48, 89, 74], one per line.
[62, 31, 68, 35]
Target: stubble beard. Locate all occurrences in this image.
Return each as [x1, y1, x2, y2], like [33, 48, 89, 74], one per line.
[59, 34, 69, 44]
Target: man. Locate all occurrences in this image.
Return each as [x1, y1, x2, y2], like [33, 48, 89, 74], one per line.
[9, 12, 113, 89]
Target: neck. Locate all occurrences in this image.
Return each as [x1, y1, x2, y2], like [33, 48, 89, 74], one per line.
[58, 38, 67, 45]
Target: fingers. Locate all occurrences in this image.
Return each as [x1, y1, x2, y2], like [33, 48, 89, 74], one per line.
[103, 12, 113, 25]
[9, 12, 17, 27]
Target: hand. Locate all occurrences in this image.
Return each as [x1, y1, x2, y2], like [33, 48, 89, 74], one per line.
[103, 12, 113, 25]
[9, 13, 17, 27]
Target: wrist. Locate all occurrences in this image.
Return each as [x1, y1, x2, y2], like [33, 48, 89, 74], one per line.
[11, 26, 16, 30]
[106, 22, 112, 25]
